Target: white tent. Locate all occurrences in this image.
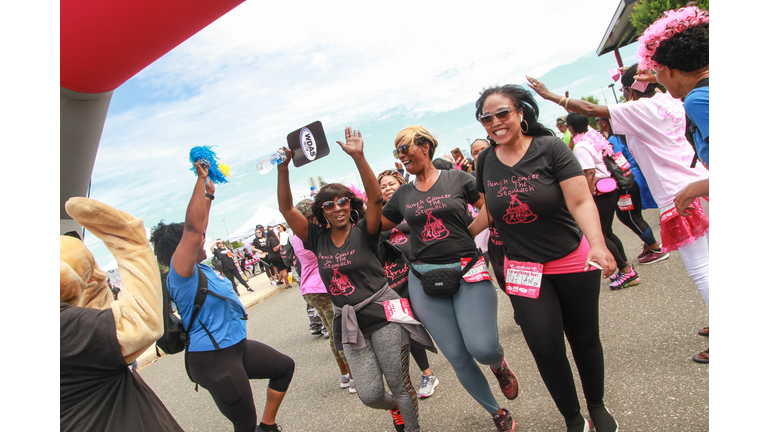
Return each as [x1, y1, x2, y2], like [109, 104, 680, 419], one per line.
[228, 206, 285, 242]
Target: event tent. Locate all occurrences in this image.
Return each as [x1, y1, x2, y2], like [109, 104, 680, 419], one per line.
[228, 206, 285, 242]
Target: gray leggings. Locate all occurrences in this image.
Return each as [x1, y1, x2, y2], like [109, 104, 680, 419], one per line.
[343, 323, 419, 432]
[409, 262, 505, 414]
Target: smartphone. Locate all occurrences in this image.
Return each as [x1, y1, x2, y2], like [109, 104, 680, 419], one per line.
[451, 148, 463, 160]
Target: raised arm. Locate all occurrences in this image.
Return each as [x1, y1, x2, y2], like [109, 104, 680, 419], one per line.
[65, 197, 164, 364]
[172, 161, 214, 278]
[526, 75, 611, 119]
[277, 148, 309, 242]
[559, 176, 616, 278]
[337, 127, 382, 236]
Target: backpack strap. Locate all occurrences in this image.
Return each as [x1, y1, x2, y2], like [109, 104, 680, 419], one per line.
[684, 77, 709, 168]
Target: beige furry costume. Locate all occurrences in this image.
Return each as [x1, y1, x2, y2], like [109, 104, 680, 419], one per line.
[60, 197, 182, 431]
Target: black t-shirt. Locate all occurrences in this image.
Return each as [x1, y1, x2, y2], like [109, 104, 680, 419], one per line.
[382, 169, 480, 264]
[305, 216, 389, 335]
[267, 237, 282, 261]
[60, 303, 183, 432]
[476, 135, 584, 263]
[252, 235, 270, 262]
[215, 247, 237, 270]
[380, 222, 411, 298]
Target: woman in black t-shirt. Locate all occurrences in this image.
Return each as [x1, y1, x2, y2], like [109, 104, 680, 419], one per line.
[266, 228, 289, 286]
[471, 84, 618, 432]
[378, 169, 439, 400]
[381, 126, 518, 432]
[278, 128, 433, 432]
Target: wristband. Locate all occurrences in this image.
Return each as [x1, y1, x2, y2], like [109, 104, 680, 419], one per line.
[205, 193, 215, 200]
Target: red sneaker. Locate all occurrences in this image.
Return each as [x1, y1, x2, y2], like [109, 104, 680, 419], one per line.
[491, 358, 520, 400]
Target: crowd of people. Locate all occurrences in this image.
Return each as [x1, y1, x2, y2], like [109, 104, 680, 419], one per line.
[61, 4, 708, 432]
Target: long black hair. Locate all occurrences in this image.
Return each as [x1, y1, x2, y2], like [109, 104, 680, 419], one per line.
[475, 84, 555, 141]
[311, 183, 366, 229]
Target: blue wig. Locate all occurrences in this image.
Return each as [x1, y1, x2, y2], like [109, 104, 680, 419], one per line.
[189, 146, 230, 184]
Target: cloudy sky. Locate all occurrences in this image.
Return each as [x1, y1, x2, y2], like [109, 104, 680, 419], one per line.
[79, 0, 652, 266]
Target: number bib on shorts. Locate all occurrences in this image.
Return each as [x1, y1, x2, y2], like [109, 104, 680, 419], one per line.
[618, 193, 633, 211]
[503, 257, 543, 299]
[460, 256, 492, 282]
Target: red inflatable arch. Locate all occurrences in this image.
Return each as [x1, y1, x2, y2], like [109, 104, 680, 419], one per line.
[60, 0, 245, 233]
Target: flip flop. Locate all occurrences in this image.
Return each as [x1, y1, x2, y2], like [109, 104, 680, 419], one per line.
[692, 348, 709, 364]
[698, 326, 708, 337]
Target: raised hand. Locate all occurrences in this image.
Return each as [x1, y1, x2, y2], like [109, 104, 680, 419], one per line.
[194, 160, 209, 179]
[278, 147, 293, 167]
[336, 127, 364, 158]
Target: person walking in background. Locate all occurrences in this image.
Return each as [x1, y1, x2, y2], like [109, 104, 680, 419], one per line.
[567, 112, 641, 290]
[382, 125, 519, 432]
[378, 169, 440, 399]
[555, 116, 573, 150]
[214, 239, 254, 296]
[151, 161, 294, 432]
[265, 229, 289, 286]
[596, 116, 667, 265]
[471, 84, 618, 432]
[252, 226, 276, 282]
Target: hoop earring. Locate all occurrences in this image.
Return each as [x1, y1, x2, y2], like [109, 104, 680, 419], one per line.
[351, 209, 361, 222]
[323, 215, 330, 227]
[521, 118, 529, 134]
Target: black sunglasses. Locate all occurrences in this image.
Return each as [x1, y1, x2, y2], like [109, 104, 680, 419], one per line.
[322, 197, 351, 212]
[478, 107, 513, 126]
[392, 143, 412, 158]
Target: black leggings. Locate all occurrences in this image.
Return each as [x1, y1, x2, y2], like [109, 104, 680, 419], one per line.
[410, 341, 430, 372]
[508, 270, 605, 421]
[593, 189, 628, 266]
[614, 182, 656, 246]
[187, 339, 295, 432]
[223, 267, 250, 292]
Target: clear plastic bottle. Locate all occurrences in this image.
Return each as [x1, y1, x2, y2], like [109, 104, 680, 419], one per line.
[256, 148, 287, 174]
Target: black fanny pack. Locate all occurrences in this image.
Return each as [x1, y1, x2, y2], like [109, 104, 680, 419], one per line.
[410, 251, 481, 298]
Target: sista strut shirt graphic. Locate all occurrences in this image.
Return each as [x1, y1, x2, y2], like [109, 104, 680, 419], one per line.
[305, 216, 389, 335]
[382, 169, 479, 264]
[381, 222, 411, 298]
[476, 136, 585, 264]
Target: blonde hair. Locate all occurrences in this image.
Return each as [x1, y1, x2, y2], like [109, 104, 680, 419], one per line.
[394, 126, 438, 159]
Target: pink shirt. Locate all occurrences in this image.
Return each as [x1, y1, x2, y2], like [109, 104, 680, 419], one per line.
[608, 92, 708, 208]
[293, 235, 328, 295]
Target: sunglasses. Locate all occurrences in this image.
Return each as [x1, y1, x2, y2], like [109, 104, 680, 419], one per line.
[478, 107, 513, 126]
[392, 143, 412, 158]
[322, 197, 351, 212]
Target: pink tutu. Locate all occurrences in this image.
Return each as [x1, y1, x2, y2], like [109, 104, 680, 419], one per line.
[659, 199, 709, 253]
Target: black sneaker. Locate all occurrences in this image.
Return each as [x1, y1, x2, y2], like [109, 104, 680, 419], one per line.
[588, 404, 618, 432]
[257, 422, 282, 432]
[492, 408, 516, 432]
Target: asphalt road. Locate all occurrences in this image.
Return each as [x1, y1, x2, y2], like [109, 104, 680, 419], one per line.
[139, 209, 709, 431]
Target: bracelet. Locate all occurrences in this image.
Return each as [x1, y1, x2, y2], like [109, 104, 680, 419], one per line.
[558, 96, 566, 106]
[564, 97, 571, 110]
[205, 193, 215, 200]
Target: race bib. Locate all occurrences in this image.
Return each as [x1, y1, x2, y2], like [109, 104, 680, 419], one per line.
[383, 298, 421, 325]
[613, 152, 631, 171]
[504, 258, 543, 299]
[618, 194, 633, 211]
[461, 256, 492, 282]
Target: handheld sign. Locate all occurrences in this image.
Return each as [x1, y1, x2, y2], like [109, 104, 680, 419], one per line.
[287, 121, 330, 167]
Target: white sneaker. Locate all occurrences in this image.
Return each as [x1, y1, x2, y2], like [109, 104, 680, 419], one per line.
[340, 374, 351, 389]
[348, 379, 356, 394]
[418, 374, 439, 398]
[270, 280, 277, 286]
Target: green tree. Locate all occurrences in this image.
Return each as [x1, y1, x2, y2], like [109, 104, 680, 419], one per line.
[580, 95, 601, 130]
[231, 240, 243, 249]
[630, 0, 708, 33]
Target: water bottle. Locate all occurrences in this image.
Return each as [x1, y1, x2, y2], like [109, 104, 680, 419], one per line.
[256, 148, 287, 174]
